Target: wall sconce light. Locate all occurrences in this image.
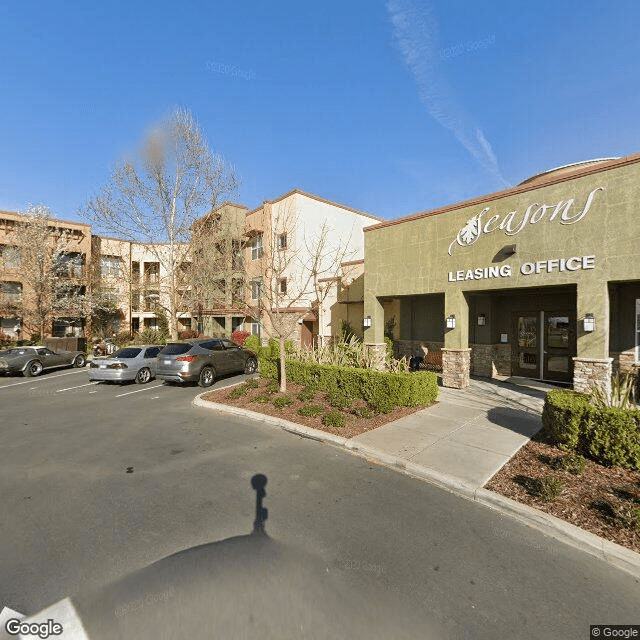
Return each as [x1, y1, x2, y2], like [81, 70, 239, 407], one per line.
[477, 313, 486, 326]
[363, 316, 372, 328]
[583, 314, 596, 332]
[446, 314, 456, 329]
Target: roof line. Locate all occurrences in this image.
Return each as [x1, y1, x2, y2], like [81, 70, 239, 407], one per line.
[364, 152, 640, 233]
[0, 210, 92, 229]
[245, 189, 383, 221]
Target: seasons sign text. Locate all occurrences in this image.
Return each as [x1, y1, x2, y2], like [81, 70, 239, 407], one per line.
[447, 255, 595, 282]
[447, 187, 604, 255]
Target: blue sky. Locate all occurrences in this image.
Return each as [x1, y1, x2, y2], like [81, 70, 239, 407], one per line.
[1, 1, 639, 223]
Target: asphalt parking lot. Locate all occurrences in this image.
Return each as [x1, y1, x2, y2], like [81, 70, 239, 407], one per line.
[1, 364, 639, 639]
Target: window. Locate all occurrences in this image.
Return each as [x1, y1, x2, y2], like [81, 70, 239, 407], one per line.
[144, 347, 161, 358]
[231, 316, 244, 332]
[100, 256, 121, 278]
[251, 234, 263, 260]
[0, 245, 21, 269]
[54, 252, 84, 278]
[1, 281, 22, 302]
[251, 278, 263, 300]
[277, 233, 287, 250]
[279, 278, 287, 294]
[100, 288, 119, 304]
[202, 339, 224, 351]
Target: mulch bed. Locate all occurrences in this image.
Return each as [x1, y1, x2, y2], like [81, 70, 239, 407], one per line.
[201, 378, 431, 439]
[486, 438, 640, 553]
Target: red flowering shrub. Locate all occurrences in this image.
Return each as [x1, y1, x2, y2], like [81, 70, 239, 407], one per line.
[231, 330, 250, 346]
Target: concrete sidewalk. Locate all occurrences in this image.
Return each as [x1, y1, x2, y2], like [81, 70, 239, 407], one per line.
[350, 376, 546, 489]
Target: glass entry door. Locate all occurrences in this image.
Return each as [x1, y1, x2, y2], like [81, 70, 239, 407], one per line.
[514, 314, 540, 378]
[544, 313, 573, 383]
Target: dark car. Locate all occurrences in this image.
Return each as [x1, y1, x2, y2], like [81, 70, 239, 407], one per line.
[0, 346, 87, 377]
[156, 338, 258, 387]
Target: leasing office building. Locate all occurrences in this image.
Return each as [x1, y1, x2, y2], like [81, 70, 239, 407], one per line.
[362, 156, 640, 393]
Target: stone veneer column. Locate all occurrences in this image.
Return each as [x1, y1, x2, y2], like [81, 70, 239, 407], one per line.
[365, 343, 387, 371]
[572, 357, 612, 397]
[442, 348, 471, 389]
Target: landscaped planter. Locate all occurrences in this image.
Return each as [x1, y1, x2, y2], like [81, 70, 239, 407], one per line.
[541, 389, 640, 470]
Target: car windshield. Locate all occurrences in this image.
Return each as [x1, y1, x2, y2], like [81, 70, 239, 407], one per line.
[5, 348, 28, 355]
[113, 347, 142, 358]
[159, 343, 192, 355]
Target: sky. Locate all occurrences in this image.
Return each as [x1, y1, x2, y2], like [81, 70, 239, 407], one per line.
[1, 1, 639, 224]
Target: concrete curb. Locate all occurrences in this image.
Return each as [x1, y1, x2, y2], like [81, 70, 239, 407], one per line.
[192, 392, 640, 581]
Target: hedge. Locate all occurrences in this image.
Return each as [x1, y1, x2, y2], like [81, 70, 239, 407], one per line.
[257, 356, 438, 412]
[541, 389, 640, 470]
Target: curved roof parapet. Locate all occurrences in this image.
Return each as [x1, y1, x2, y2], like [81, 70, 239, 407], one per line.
[518, 158, 620, 186]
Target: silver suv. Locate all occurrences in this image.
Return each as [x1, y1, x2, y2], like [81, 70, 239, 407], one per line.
[156, 338, 258, 387]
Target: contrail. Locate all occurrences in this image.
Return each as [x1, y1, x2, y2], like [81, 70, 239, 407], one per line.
[387, 0, 509, 187]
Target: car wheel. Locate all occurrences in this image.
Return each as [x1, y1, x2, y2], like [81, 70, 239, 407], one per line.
[135, 367, 151, 384]
[24, 360, 43, 377]
[73, 354, 86, 368]
[244, 357, 258, 375]
[198, 366, 215, 387]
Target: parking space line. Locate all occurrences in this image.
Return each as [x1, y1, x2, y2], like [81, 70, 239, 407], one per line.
[115, 384, 164, 398]
[0, 369, 88, 389]
[56, 382, 100, 393]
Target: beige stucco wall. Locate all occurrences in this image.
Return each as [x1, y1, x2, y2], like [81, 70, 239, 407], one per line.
[363, 158, 640, 362]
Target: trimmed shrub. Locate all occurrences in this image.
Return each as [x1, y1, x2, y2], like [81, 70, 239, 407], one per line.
[542, 389, 640, 470]
[282, 360, 438, 411]
[266, 380, 280, 394]
[252, 394, 270, 404]
[327, 389, 353, 410]
[273, 395, 294, 409]
[244, 378, 260, 389]
[538, 477, 564, 501]
[297, 386, 315, 402]
[244, 334, 261, 352]
[298, 404, 324, 417]
[551, 453, 586, 475]
[352, 406, 375, 419]
[322, 411, 346, 428]
[228, 384, 249, 399]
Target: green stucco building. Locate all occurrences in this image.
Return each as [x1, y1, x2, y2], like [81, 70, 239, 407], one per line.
[363, 155, 640, 392]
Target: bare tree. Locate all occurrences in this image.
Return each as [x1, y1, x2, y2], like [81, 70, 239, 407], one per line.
[247, 200, 355, 392]
[0, 206, 99, 339]
[81, 108, 238, 339]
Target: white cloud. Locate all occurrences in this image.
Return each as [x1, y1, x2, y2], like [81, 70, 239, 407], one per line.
[387, 0, 509, 187]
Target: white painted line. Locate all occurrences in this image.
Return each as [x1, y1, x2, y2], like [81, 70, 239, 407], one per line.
[56, 382, 100, 393]
[115, 384, 164, 398]
[0, 368, 87, 389]
[89, 390, 98, 394]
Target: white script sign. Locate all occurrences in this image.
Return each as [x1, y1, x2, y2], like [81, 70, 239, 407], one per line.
[448, 187, 604, 256]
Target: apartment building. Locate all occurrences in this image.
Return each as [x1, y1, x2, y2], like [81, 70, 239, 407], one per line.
[244, 190, 381, 346]
[0, 210, 92, 339]
[91, 236, 195, 336]
[190, 202, 248, 337]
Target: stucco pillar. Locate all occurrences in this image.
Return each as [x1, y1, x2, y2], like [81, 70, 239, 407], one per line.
[364, 294, 386, 370]
[442, 289, 470, 388]
[574, 282, 611, 395]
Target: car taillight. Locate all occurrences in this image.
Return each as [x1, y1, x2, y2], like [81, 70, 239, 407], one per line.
[176, 355, 197, 362]
[108, 363, 128, 369]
